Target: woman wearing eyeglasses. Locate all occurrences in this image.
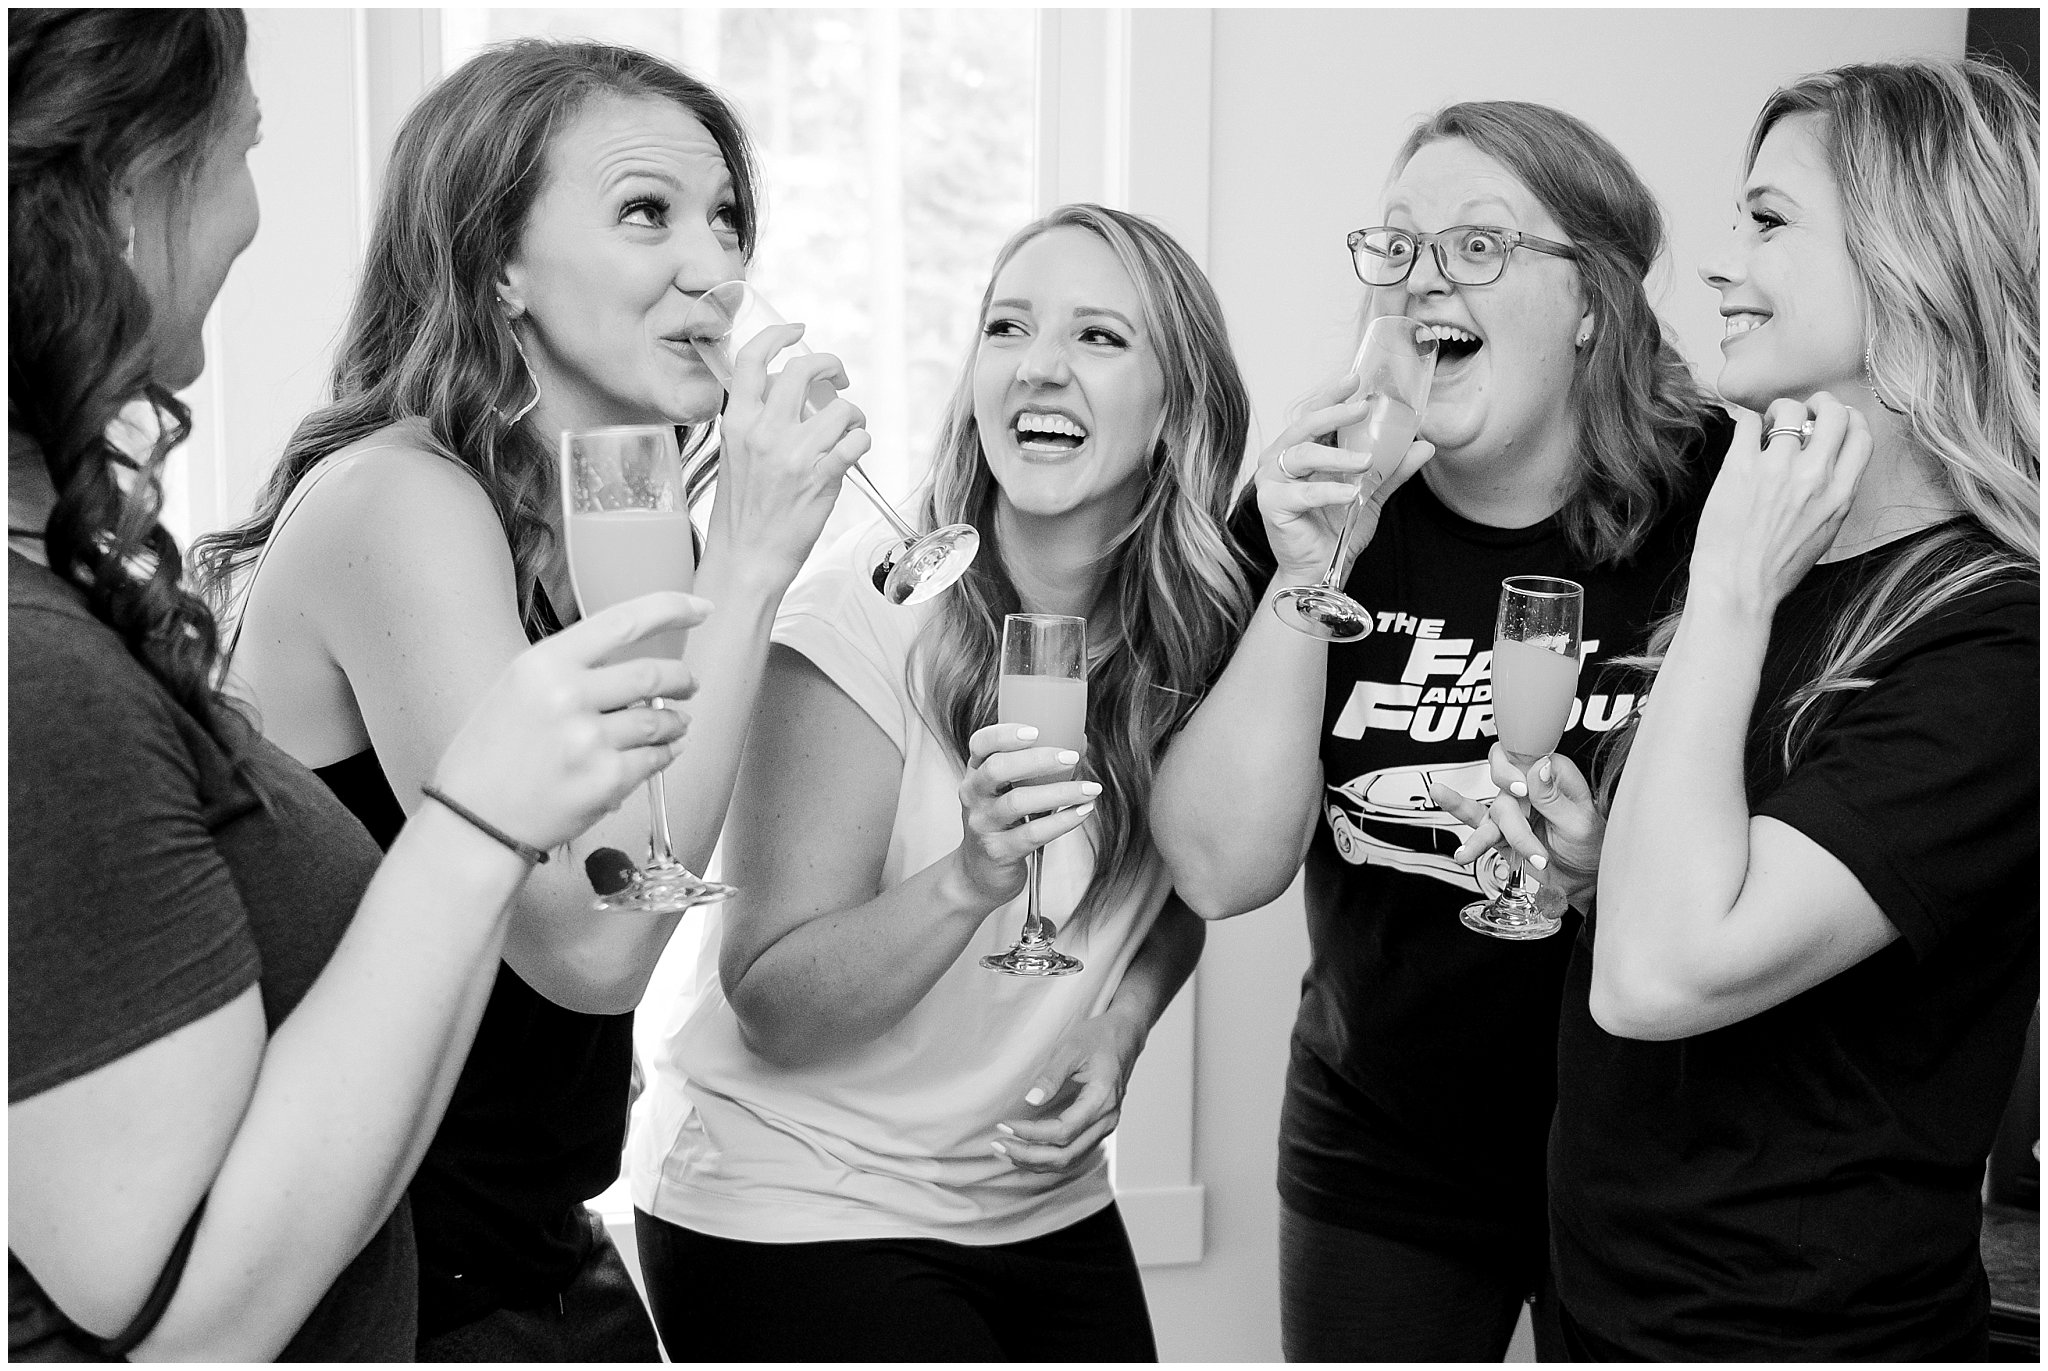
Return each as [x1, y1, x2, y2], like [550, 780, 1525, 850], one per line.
[1150, 102, 1730, 1360]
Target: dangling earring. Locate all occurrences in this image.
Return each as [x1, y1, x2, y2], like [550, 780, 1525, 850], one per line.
[499, 320, 540, 426]
[1863, 340, 1907, 416]
[122, 223, 135, 266]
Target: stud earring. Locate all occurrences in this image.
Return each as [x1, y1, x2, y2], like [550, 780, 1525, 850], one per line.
[1575, 327, 1592, 349]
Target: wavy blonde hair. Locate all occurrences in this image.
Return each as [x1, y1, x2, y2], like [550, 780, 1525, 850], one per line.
[912, 204, 1256, 926]
[1602, 58, 2039, 788]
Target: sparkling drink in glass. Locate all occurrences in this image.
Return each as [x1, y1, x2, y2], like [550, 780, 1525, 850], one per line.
[982, 612, 1087, 977]
[1459, 576, 1583, 940]
[561, 424, 735, 914]
[1271, 314, 1439, 642]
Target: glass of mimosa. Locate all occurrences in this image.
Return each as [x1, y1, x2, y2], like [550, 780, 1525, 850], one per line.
[680, 280, 980, 606]
[982, 612, 1087, 977]
[561, 424, 735, 914]
[1459, 575, 1583, 940]
[1272, 314, 1439, 642]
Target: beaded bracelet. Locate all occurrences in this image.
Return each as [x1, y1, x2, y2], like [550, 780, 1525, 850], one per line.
[420, 784, 549, 865]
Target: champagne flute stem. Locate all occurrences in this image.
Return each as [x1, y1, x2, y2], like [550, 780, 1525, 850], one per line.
[645, 754, 677, 865]
[1023, 848, 1045, 942]
[1315, 493, 1365, 589]
[844, 462, 921, 543]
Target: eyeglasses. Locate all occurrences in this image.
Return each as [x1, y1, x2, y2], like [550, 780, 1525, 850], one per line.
[1347, 225, 1578, 288]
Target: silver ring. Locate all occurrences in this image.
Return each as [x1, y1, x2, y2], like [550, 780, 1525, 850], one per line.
[1276, 446, 1303, 480]
[1763, 418, 1815, 445]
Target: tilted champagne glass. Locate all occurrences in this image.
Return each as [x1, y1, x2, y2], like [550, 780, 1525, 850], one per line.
[1459, 576, 1584, 941]
[680, 280, 979, 605]
[981, 613, 1087, 977]
[1271, 314, 1440, 642]
[560, 424, 736, 913]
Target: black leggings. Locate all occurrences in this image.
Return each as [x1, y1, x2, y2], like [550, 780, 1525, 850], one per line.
[634, 1203, 1157, 1361]
[1280, 1203, 1564, 1362]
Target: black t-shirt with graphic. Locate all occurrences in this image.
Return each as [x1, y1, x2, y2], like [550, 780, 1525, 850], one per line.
[1548, 526, 2039, 1360]
[1232, 412, 1730, 1284]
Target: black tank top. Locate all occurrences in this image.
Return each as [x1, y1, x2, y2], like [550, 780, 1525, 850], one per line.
[312, 589, 633, 1336]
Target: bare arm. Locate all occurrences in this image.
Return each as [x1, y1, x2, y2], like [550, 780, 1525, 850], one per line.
[1152, 380, 1433, 918]
[9, 595, 702, 1360]
[718, 645, 1098, 1067]
[1592, 399, 1895, 1040]
[995, 892, 1206, 1173]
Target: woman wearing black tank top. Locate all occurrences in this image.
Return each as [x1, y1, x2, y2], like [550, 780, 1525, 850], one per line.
[192, 41, 869, 1360]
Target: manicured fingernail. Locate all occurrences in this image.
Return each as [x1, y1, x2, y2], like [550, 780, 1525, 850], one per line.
[1056, 750, 1080, 765]
[1073, 803, 1095, 818]
[1509, 781, 1527, 797]
[1538, 759, 1554, 784]
[1017, 726, 1039, 741]
[996, 1123, 1018, 1136]
[1531, 853, 1549, 870]
[1081, 782, 1103, 797]
[990, 1141, 1008, 1155]
[1024, 1087, 1046, 1106]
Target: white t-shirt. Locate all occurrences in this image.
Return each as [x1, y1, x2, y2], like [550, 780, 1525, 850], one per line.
[628, 522, 1171, 1245]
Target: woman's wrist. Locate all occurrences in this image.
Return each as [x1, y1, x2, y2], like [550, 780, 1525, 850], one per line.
[396, 803, 533, 904]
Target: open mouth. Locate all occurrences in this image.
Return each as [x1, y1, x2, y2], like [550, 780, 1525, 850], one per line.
[1722, 310, 1770, 339]
[1014, 410, 1089, 454]
[1421, 322, 1483, 366]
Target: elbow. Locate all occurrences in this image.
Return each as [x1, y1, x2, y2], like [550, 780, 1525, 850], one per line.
[725, 975, 849, 1070]
[1587, 963, 1704, 1042]
[1175, 884, 1261, 921]
[1154, 834, 1292, 921]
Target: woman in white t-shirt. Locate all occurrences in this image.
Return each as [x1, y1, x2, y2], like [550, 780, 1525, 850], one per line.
[629, 203, 1256, 1360]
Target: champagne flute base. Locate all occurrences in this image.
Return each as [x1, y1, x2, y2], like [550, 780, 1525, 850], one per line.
[1271, 585, 1374, 642]
[980, 936, 1082, 977]
[594, 861, 736, 915]
[872, 525, 981, 605]
[1457, 895, 1562, 941]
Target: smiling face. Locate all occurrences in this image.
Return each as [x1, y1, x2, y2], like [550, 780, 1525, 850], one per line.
[129, 69, 262, 391]
[1700, 114, 1867, 412]
[972, 225, 1168, 524]
[1373, 138, 1589, 473]
[500, 94, 743, 431]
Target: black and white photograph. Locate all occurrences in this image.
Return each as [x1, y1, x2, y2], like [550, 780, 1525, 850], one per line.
[8, 5, 2038, 1362]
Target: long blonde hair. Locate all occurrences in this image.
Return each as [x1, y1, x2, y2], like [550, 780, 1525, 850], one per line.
[1603, 58, 2038, 789]
[912, 205, 1255, 925]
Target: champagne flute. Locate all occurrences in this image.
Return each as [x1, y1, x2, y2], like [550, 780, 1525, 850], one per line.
[680, 280, 980, 606]
[981, 613, 1087, 977]
[1272, 315, 1440, 641]
[1459, 576, 1583, 940]
[560, 424, 735, 914]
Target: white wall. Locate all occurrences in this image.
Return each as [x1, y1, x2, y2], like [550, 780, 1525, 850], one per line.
[1137, 9, 1964, 1362]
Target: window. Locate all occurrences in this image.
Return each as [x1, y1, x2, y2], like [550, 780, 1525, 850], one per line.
[442, 8, 1036, 517]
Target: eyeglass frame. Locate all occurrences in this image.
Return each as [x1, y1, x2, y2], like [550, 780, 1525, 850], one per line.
[1346, 224, 1580, 288]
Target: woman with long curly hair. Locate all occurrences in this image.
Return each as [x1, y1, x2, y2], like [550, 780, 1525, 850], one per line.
[1448, 58, 2037, 1360]
[628, 203, 1252, 1359]
[10, 11, 701, 1359]
[190, 39, 868, 1359]
[1150, 102, 1729, 1360]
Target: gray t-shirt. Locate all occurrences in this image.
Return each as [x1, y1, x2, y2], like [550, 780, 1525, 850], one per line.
[7, 552, 414, 1360]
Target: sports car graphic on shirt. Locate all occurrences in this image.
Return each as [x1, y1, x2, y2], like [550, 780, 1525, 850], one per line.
[1323, 757, 1510, 896]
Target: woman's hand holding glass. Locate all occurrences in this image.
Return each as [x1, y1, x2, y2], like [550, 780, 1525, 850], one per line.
[713, 322, 872, 585]
[429, 591, 709, 855]
[992, 1009, 1144, 1174]
[1432, 745, 1605, 914]
[1690, 392, 1872, 617]
[954, 723, 1101, 911]
[1257, 374, 1437, 584]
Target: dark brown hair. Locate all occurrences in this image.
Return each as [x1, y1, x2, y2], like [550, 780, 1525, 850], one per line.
[1394, 101, 1715, 566]
[193, 39, 760, 624]
[10, 8, 250, 736]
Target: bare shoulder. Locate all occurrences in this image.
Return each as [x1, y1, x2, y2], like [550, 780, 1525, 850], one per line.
[280, 420, 515, 588]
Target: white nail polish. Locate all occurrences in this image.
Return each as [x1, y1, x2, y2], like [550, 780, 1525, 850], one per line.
[1017, 726, 1039, 741]
[1056, 750, 1080, 765]
[1024, 1087, 1046, 1106]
